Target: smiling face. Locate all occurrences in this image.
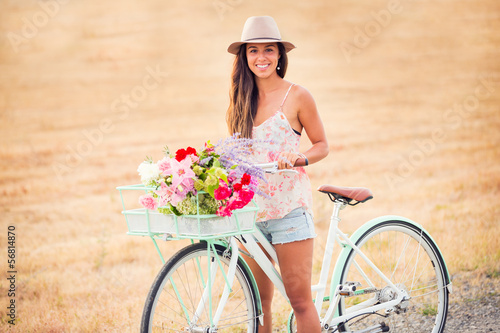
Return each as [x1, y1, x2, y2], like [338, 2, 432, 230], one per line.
[246, 42, 281, 79]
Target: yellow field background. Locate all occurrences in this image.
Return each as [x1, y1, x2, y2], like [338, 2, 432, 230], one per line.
[1, 0, 499, 331]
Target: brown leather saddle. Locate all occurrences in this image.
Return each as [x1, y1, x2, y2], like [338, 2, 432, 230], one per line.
[318, 185, 373, 206]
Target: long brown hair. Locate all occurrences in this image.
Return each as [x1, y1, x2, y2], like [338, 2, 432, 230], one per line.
[226, 42, 288, 138]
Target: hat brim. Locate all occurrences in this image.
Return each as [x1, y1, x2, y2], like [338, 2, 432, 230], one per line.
[227, 39, 296, 55]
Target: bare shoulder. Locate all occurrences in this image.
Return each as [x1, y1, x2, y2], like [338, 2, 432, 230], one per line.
[289, 84, 317, 113]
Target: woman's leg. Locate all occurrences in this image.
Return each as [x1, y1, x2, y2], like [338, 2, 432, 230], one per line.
[239, 243, 275, 333]
[275, 238, 321, 333]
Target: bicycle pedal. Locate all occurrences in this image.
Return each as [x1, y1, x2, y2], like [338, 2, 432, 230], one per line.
[337, 282, 361, 296]
[337, 283, 379, 298]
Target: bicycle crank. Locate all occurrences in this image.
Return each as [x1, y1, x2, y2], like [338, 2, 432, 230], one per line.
[337, 281, 378, 297]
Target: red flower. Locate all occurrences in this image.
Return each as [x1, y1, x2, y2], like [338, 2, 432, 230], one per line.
[175, 146, 197, 162]
[175, 149, 187, 161]
[241, 173, 251, 185]
[214, 180, 231, 200]
[233, 183, 242, 191]
[227, 189, 254, 210]
[239, 189, 254, 205]
[216, 205, 232, 217]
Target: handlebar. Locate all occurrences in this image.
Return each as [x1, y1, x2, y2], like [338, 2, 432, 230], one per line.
[255, 162, 298, 174]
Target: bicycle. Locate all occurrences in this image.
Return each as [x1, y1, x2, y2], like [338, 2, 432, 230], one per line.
[117, 162, 451, 332]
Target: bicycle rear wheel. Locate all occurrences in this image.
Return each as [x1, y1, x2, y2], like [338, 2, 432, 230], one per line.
[141, 242, 259, 332]
[338, 220, 449, 332]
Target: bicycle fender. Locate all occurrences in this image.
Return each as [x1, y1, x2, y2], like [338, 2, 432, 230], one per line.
[329, 215, 452, 303]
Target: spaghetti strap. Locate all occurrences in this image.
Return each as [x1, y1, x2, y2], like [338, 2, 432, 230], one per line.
[280, 84, 295, 109]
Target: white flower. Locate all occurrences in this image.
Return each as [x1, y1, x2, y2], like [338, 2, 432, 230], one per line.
[137, 162, 160, 185]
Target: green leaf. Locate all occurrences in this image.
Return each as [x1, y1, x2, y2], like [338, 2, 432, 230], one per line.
[206, 183, 219, 198]
[219, 173, 228, 184]
[170, 205, 182, 216]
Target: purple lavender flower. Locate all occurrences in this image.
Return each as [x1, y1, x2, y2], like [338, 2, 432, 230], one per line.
[214, 133, 272, 198]
[199, 156, 213, 166]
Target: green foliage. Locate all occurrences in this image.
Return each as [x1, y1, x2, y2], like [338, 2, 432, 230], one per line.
[162, 145, 171, 157]
[421, 304, 438, 316]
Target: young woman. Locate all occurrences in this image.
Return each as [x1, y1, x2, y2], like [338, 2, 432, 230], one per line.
[226, 16, 329, 332]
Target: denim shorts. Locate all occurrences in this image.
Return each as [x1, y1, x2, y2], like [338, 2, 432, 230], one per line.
[255, 207, 317, 245]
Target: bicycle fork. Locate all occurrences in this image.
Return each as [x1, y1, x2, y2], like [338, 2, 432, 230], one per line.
[190, 237, 240, 332]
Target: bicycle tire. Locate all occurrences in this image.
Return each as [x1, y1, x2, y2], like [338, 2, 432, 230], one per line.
[337, 220, 449, 332]
[141, 242, 259, 332]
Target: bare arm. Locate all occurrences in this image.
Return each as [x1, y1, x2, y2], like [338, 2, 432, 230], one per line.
[278, 85, 329, 169]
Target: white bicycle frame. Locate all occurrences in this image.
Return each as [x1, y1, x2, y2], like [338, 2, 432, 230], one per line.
[192, 202, 409, 331]
[188, 163, 419, 331]
[235, 199, 407, 330]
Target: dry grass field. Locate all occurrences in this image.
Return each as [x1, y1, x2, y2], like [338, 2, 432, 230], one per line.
[0, 0, 499, 331]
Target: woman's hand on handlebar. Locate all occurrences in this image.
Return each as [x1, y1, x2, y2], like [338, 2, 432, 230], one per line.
[277, 152, 301, 170]
[255, 161, 298, 174]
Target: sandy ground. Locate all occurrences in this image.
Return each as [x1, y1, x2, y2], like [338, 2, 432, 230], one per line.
[0, 0, 499, 331]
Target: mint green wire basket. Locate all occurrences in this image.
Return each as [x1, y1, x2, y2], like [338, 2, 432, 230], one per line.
[116, 184, 258, 241]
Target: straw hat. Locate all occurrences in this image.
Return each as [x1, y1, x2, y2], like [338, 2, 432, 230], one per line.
[227, 16, 296, 55]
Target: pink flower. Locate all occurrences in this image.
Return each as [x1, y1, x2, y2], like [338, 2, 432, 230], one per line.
[169, 190, 186, 206]
[155, 182, 173, 203]
[204, 141, 215, 153]
[170, 158, 196, 190]
[187, 153, 199, 164]
[214, 180, 231, 201]
[154, 181, 190, 206]
[216, 205, 232, 217]
[158, 157, 173, 175]
[139, 194, 158, 210]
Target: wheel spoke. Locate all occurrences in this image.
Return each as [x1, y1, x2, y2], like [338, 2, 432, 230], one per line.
[141, 243, 257, 332]
[338, 221, 449, 333]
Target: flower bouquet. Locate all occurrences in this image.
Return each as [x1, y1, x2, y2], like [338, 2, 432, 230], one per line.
[117, 135, 265, 239]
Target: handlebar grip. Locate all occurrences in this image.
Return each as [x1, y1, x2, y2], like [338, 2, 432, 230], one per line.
[255, 162, 299, 174]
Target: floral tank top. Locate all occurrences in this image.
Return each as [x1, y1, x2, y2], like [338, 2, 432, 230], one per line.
[252, 84, 313, 222]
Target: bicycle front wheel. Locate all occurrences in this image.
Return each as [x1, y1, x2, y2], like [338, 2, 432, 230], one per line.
[141, 242, 259, 332]
[338, 220, 449, 333]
